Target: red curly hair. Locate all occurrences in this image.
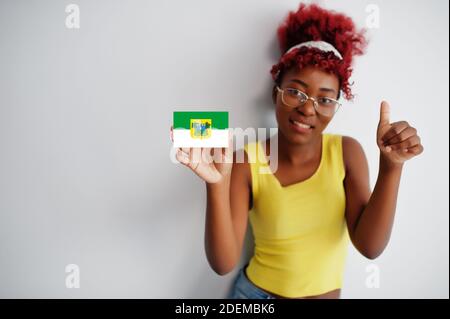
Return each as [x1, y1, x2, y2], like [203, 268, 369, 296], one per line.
[271, 3, 367, 100]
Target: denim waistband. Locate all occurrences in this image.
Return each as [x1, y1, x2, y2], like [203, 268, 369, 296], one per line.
[228, 265, 276, 299]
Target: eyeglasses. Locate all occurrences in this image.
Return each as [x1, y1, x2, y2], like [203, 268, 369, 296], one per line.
[276, 86, 341, 117]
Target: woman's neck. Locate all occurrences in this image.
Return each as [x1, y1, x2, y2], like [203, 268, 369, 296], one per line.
[276, 131, 322, 166]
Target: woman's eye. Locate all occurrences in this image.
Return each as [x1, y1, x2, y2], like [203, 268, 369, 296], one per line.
[287, 89, 300, 96]
[287, 89, 307, 100]
[319, 98, 333, 105]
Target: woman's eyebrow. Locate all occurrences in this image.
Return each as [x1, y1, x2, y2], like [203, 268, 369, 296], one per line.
[289, 79, 308, 87]
[289, 79, 336, 94]
[319, 87, 337, 94]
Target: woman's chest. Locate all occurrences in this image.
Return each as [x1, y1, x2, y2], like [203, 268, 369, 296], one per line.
[251, 174, 346, 238]
[272, 160, 320, 187]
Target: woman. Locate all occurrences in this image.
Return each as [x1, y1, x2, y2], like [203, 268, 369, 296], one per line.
[171, 4, 423, 299]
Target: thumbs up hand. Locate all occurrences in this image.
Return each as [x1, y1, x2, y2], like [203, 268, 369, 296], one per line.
[377, 101, 424, 165]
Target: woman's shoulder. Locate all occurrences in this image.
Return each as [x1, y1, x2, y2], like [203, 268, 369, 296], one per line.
[324, 133, 361, 149]
[232, 144, 253, 190]
[341, 135, 364, 153]
[340, 135, 367, 173]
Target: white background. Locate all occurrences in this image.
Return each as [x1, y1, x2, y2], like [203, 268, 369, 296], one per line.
[0, 0, 448, 298]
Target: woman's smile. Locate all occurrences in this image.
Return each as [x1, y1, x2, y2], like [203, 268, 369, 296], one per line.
[289, 115, 315, 134]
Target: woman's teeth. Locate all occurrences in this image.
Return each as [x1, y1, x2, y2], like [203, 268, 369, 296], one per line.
[292, 120, 311, 129]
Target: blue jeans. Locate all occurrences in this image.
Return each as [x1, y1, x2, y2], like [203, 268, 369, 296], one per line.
[227, 265, 276, 299]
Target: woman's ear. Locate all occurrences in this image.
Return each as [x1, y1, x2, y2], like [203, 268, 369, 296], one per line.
[272, 85, 278, 105]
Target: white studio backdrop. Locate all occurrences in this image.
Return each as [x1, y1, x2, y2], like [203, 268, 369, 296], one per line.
[0, 0, 448, 298]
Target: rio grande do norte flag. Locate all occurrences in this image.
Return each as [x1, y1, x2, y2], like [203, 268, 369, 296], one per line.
[173, 111, 229, 148]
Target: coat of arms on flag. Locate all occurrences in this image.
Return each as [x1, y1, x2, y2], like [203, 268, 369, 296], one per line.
[190, 119, 212, 139]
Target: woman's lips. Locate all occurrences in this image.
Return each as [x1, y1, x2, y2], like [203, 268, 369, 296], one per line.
[289, 119, 314, 134]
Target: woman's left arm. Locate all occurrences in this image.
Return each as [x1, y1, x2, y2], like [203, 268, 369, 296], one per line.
[343, 101, 424, 259]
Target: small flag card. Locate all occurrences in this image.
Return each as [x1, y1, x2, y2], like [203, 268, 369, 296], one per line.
[173, 111, 229, 148]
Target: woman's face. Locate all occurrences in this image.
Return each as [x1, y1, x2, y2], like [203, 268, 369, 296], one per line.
[273, 65, 340, 145]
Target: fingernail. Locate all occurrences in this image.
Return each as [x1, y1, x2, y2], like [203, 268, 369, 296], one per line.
[386, 146, 392, 152]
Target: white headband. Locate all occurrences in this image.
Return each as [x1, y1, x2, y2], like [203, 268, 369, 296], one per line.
[285, 40, 343, 60]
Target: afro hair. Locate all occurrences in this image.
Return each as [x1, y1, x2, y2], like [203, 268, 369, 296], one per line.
[270, 3, 367, 100]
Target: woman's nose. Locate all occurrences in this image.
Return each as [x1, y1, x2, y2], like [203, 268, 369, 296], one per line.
[296, 99, 316, 116]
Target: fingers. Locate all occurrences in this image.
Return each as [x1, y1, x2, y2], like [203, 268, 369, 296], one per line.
[211, 131, 234, 163]
[176, 147, 211, 170]
[170, 126, 174, 142]
[376, 109, 424, 161]
[383, 126, 417, 146]
[176, 148, 190, 165]
[379, 101, 390, 127]
[176, 148, 198, 168]
[405, 144, 424, 156]
[386, 134, 421, 151]
[174, 131, 235, 168]
[224, 130, 234, 163]
[181, 147, 190, 157]
[381, 121, 410, 144]
[189, 148, 202, 170]
[227, 129, 234, 148]
[212, 147, 221, 161]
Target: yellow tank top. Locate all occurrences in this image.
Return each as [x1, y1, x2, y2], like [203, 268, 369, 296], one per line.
[244, 133, 349, 298]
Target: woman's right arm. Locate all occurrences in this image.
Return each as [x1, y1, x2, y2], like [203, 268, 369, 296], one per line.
[171, 127, 251, 275]
[204, 152, 251, 275]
